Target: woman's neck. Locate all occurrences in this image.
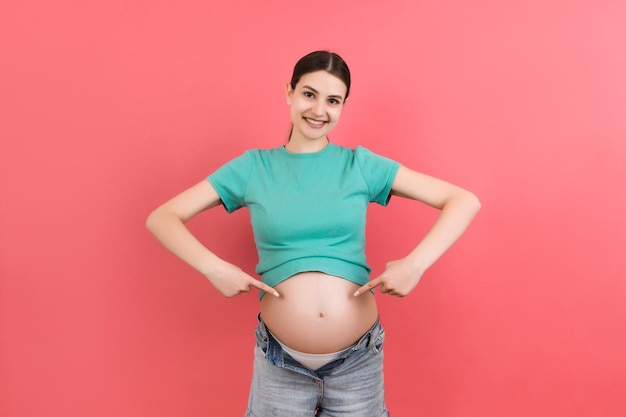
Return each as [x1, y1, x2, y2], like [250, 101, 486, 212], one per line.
[285, 137, 329, 154]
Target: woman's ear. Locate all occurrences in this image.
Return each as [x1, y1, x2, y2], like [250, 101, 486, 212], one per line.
[285, 82, 293, 105]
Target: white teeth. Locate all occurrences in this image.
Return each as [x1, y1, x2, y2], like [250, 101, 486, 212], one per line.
[306, 118, 325, 125]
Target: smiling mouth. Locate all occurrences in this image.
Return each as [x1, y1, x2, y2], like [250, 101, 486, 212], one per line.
[304, 118, 327, 126]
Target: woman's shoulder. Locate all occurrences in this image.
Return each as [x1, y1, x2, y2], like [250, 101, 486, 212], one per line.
[225, 146, 284, 162]
[331, 143, 384, 157]
[350, 145, 398, 164]
[244, 145, 286, 156]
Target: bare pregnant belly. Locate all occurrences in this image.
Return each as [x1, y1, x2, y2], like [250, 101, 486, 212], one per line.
[260, 272, 378, 354]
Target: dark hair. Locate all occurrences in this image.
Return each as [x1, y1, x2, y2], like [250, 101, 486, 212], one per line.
[290, 51, 351, 99]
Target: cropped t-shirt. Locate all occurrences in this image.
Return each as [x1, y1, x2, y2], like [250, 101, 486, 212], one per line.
[207, 142, 401, 290]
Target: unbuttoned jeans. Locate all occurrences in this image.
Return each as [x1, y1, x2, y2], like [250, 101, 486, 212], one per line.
[245, 315, 390, 417]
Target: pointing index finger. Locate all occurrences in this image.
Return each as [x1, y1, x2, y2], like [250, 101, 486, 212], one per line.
[354, 277, 383, 296]
[249, 278, 280, 297]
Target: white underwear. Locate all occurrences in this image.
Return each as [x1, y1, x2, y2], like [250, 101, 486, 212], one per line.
[270, 332, 352, 370]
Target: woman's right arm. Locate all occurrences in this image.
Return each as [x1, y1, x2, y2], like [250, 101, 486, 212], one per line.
[145, 180, 279, 298]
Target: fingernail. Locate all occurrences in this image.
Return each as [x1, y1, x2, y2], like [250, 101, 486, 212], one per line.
[353, 290, 359, 296]
[273, 291, 280, 297]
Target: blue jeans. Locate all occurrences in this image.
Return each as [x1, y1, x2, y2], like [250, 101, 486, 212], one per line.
[245, 315, 390, 416]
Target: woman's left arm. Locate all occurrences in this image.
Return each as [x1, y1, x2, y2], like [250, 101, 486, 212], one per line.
[354, 165, 481, 297]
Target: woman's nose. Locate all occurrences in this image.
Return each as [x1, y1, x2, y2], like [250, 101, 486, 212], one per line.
[311, 100, 325, 116]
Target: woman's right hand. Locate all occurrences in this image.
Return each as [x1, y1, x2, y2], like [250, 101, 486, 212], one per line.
[147, 180, 279, 299]
[206, 259, 280, 298]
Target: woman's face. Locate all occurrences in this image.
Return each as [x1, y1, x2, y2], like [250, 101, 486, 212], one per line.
[286, 70, 348, 145]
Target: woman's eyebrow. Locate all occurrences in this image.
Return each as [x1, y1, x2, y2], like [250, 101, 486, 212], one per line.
[302, 85, 343, 100]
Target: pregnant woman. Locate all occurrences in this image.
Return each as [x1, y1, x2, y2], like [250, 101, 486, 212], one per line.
[146, 50, 480, 416]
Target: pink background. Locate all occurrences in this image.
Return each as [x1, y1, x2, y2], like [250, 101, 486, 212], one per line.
[2, 1, 625, 416]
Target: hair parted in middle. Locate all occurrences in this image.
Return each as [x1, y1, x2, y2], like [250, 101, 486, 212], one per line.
[290, 51, 351, 99]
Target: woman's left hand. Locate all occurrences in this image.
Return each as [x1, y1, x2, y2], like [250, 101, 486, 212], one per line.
[354, 258, 424, 297]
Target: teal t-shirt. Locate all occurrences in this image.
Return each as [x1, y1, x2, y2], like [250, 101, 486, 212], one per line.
[207, 143, 401, 289]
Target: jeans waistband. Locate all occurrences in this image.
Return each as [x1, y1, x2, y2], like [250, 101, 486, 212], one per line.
[256, 313, 384, 376]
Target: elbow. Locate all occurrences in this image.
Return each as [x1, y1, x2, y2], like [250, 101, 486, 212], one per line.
[466, 191, 481, 215]
[145, 211, 155, 233]
[146, 206, 186, 235]
[145, 209, 161, 234]
[448, 189, 480, 215]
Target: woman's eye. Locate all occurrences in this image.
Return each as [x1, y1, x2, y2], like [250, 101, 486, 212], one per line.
[328, 99, 340, 105]
[304, 92, 314, 99]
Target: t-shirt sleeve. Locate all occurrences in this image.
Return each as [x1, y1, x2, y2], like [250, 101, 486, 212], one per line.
[207, 151, 253, 213]
[355, 146, 401, 206]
